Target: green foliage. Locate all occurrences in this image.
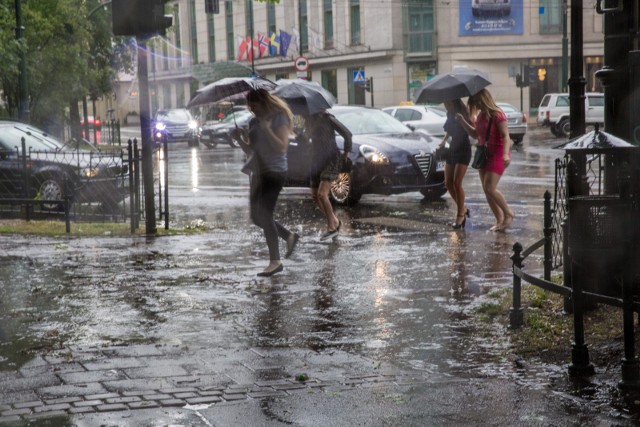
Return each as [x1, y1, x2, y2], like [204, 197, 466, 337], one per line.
[0, 0, 134, 131]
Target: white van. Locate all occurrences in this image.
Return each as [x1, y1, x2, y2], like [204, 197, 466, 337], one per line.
[537, 92, 604, 137]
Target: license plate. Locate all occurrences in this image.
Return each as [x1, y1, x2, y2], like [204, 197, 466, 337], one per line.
[437, 160, 446, 170]
[171, 132, 185, 138]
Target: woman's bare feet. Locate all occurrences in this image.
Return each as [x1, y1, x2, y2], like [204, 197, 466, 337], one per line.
[495, 212, 515, 231]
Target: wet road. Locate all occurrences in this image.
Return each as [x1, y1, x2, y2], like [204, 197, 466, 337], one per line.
[0, 127, 636, 425]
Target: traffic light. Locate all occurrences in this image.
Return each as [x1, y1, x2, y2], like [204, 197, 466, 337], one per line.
[112, 0, 173, 36]
[362, 78, 371, 92]
[205, 0, 220, 14]
[515, 74, 523, 87]
[522, 64, 530, 87]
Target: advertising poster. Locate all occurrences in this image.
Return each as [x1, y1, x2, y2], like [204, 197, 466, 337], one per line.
[459, 0, 523, 36]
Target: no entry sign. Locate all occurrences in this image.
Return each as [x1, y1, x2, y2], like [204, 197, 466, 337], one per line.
[294, 56, 309, 72]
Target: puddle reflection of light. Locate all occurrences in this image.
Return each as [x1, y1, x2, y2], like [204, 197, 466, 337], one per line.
[191, 148, 199, 192]
[373, 259, 389, 307]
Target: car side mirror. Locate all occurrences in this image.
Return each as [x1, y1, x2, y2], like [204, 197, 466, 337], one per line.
[406, 124, 416, 131]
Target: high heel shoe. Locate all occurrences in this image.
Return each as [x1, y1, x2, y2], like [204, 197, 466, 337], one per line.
[465, 208, 471, 218]
[451, 215, 466, 229]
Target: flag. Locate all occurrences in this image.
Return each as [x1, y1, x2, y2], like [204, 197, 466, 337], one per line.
[269, 31, 280, 57]
[290, 27, 300, 57]
[257, 33, 269, 58]
[280, 30, 291, 57]
[237, 36, 248, 61]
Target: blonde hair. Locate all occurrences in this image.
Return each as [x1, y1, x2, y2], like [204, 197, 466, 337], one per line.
[247, 88, 293, 130]
[467, 88, 500, 120]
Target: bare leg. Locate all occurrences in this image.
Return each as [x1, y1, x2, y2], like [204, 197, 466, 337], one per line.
[479, 170, 504, 230]
[452, 163, 468, 218]
[444, 163, 458, 224]
[316, 180, 339, 231]
[482, 171, 514, 231]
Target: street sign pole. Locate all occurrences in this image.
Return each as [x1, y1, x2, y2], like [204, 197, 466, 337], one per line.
[136, 37, 157, 234]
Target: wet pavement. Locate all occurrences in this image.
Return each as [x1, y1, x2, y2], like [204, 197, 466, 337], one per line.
[1, 127, 639, 425]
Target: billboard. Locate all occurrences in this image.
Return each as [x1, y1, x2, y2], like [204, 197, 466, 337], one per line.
[459, 0, 523, 36]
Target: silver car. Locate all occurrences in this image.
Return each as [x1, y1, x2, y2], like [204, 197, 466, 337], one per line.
[497, 102, 527, 145]
[382, 105, 447, 138]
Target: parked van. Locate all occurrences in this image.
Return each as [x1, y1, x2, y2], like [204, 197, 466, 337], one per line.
[537, 92, 604, 137]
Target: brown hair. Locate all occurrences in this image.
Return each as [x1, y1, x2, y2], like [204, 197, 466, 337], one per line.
[247, 88, 293, 130]
[467, 88, 500, 120]
[448, 98, 471, 123]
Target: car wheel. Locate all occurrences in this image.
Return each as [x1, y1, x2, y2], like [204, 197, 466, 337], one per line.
[329, 172, 362, 206]
[550, 125, 561, 137]
[229, 137, 240, 148]
[558, 119, 571, 138]
[511, 136, 523, 145]
[36, 176, 66, 211]
[420, 186, 447, 201]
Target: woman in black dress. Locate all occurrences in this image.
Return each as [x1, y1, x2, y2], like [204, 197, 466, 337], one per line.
[439, 99, 472, 229]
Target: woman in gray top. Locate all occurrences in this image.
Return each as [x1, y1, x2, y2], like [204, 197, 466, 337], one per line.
[234, 89, 299, 276]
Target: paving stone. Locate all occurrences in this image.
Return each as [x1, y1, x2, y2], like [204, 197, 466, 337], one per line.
[0, 415, 21, 423]
[124, 365, 188, 379]
[159, 399, 186, 407]
[173, 392, 198, 399]
[33, 403, 71, 413]
[25, 410, 67, 419]
[97, 403, 129, 412]
[50, 362, 86, 374]
[0, 372, 19, 382]
[122, 390, 147, 397]
[221, 394, 247, 401]
[198, 390, 223, 397]
[59, 369, 127, 384]
[142, 393, 173, 400]
[74, 400, 104, 407]
[13, 400, 43, 409]
[105, 396, 141, 404]
[0, 391, 39, 405]
[185, 396, 222, 405]
[247, 390, 288, 399]
[254, 379, 291, 387]
[69, 406, 94, 414]
[273, 383, 307, 391]
[85, 392, 120, 400]
[128, 400, 160, 409]
[0, 405, 9, 412]
[82, 357, 146, 371]
[159, 387, 198, 394]
[0, 374, 60, 393]
[39, 382, 107, 398]
[103, 378, 172, 393]
[168, 374, 231, 388]
[101, 344, 164, 357]
[43, 396, 82, 405]
[1, 408, 32, 416]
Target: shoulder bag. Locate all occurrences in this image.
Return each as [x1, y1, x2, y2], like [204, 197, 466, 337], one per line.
[471, 117, 493, 170]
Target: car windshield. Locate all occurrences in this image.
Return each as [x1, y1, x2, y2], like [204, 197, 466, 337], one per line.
[0, 123, 64, 151]
[498, 103, 517, 113]
[332, 108, 411, 135]
[157, 109, 191, 122]
[222, 110, 252, 123]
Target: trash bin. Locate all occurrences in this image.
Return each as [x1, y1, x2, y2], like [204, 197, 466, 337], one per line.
[562, 128, 640, 299]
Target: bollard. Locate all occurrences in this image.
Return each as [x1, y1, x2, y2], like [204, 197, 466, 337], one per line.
[510, 242, 524, 329]
[163, 138, 169, 230]
[127, 139, 136, 233]
[543, 190, 554, 281]
[568, 261, 595, 377]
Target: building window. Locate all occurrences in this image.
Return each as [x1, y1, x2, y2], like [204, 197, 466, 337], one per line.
[174, 4, 182, 67]
[321, 69, 337, 100]
[323, 0, 333, 49]
[405, 0, 434, 55]
[539, 0, 563, 34]
[267, 2, 276, 35]
[299, 0, 308, 53]
[163, 85, 172, 109]
[225, 1, 234, 60]
[207, 13, 215, 62]
[350, 0, 360, 46]
[190, 0, 198, 64]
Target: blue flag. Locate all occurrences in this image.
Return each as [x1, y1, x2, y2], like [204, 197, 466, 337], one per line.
[269, 31, 280, 57]
[279, 30, 291, 57]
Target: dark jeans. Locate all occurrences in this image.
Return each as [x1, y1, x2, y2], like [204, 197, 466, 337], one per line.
[250, 171, 292, 261]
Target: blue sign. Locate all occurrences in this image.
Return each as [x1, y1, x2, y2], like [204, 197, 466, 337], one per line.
[353, 70, 366, 83]
[459, 0, 523, 36]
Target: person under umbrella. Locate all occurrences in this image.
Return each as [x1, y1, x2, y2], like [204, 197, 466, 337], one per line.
[231, 89, 299, 276]
[272, 80, 351, 240]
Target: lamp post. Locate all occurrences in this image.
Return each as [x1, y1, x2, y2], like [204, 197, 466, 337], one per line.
[561, 0, 568, 92]
[15, 0, 29, 122]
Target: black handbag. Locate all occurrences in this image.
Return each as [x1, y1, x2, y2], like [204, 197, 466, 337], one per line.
[471, 117, 493, 170]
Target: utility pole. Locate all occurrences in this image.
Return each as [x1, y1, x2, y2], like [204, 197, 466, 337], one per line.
[561, 0, 568, 92]
[15, 0, 29, 122]
[248, 0, 255, 74]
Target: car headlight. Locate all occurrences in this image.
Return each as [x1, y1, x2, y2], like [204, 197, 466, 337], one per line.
[188, 120, 198, 129]
[359, 144, 389, 164]
[83, 167, 99, 178]
[155, 122, 166, 131]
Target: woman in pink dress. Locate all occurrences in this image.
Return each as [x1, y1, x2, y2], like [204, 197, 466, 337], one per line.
[455, 88, 515, 231]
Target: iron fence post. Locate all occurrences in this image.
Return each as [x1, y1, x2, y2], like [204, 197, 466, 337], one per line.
[133, 138, 141, 231]
[510, 242, 524, 329]
[21, 138, 31, 221]
[127, 139, 135, 233]
[543, 190, 553, 281]
[163, 138, 169, 230]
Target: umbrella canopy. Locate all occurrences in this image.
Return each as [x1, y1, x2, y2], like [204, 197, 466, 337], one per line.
[271, 79, 337, 115]
[554, 126, 634, 150]
[413, 69, 492, 104]
[187, 77, 276, 108]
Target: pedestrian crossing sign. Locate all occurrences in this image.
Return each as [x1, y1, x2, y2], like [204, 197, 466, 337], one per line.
[353, 70, 366, 83]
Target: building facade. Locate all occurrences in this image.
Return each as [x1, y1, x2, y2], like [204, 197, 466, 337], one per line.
[111, 0, 604, 120]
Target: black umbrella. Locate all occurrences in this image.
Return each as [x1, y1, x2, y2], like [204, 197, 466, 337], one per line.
[271, 79, 337, 115]
[413, 69, 492, 104]
[554, 125, 634, 149]
[187, 77, 276, 108]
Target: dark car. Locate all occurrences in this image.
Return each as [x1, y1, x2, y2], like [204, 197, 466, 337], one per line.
[153, 108, 201, 147]
[201, 109, 253, 149]
[0, 120, 129, 210]
[285, 106, 446, 205]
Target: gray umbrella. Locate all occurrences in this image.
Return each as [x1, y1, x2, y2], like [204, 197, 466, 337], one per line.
[554, 125, 633, 149]
[413, 69, 492, 104]
[272, 79, 337, 115]
[187, 77, 276, 108]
